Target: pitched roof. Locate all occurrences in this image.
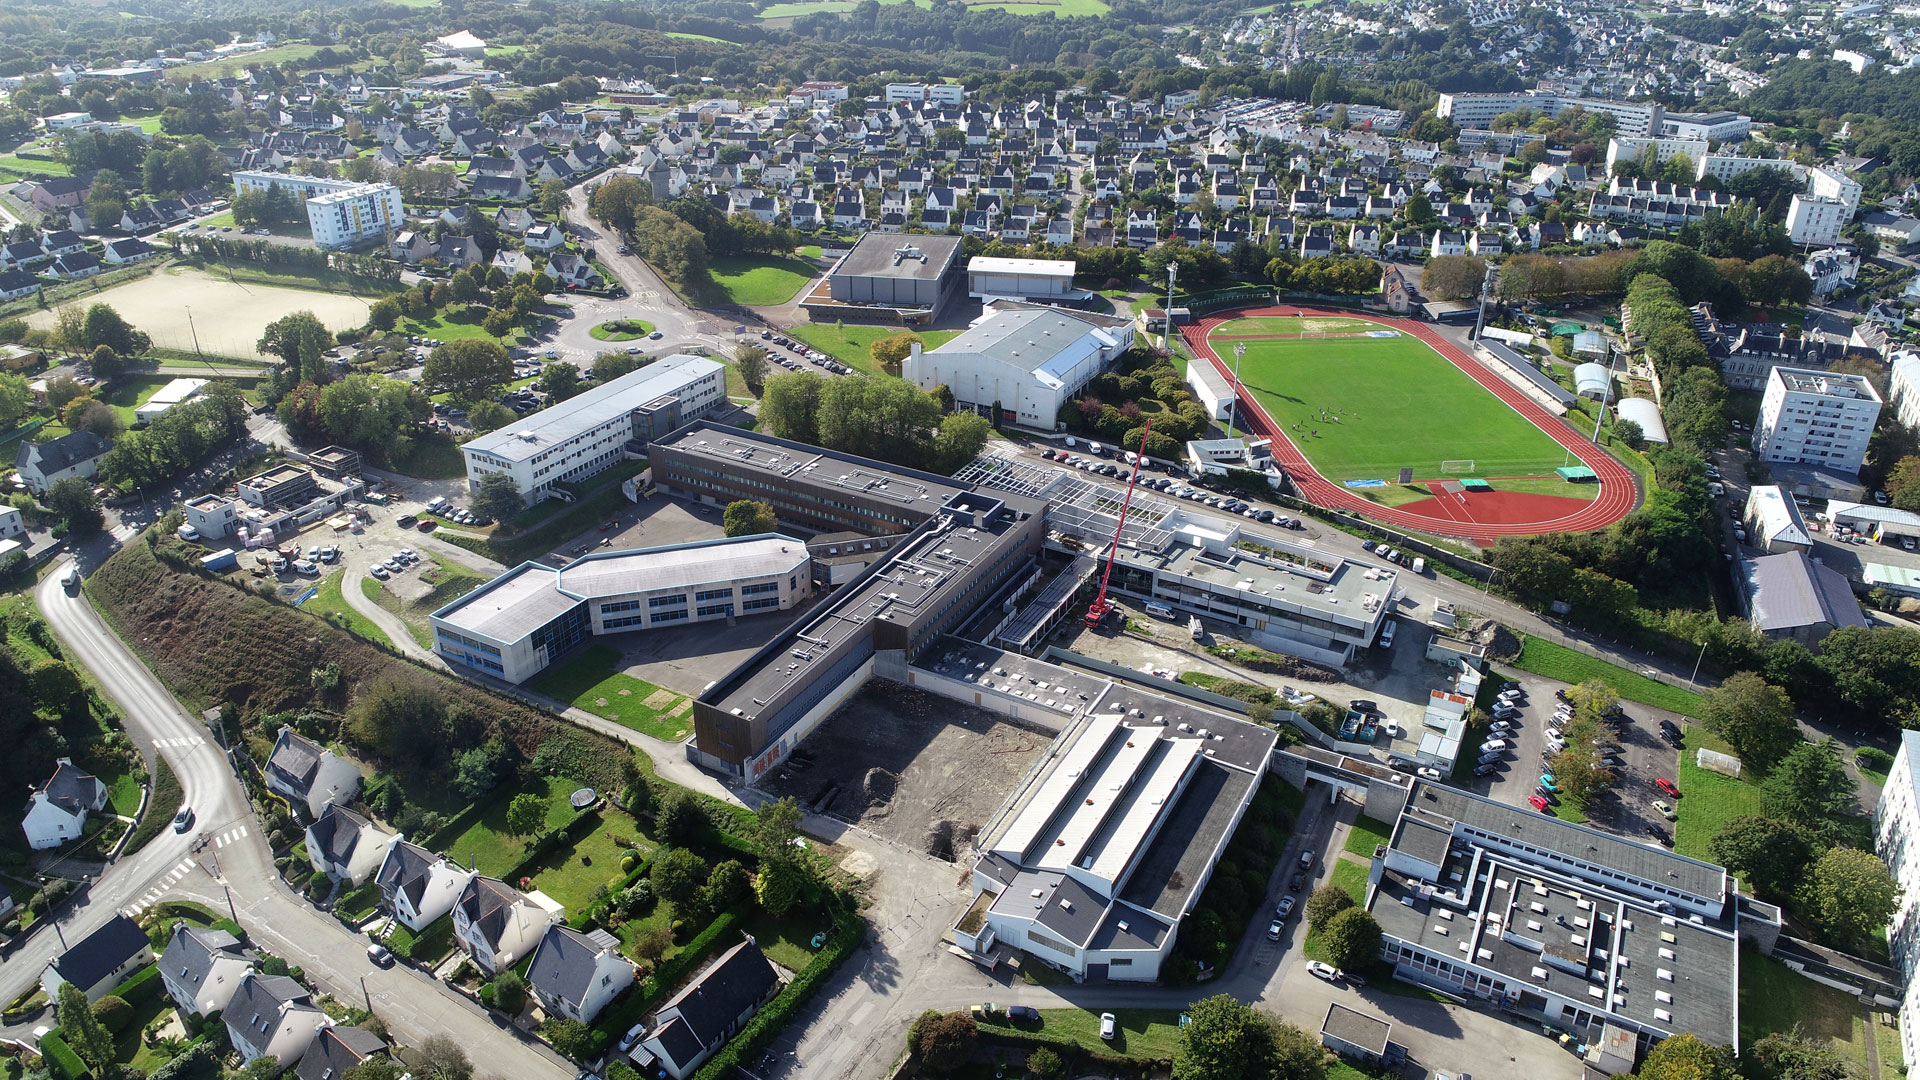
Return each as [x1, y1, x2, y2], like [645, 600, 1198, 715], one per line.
[33, 759, 102, 814]
[268, 727, 324, 790]
[375, 839, 438, 909]
[294, 1025, 386, 1080]
[657, 940, 777, 1048]
[526, 924, 620, 1008]
[15, 429, 109, 478]
[51, 914, 150, 990]
[456, 876, 530, 947]
[1743, 550, 1870, 633]
[307, 804, 373, 867]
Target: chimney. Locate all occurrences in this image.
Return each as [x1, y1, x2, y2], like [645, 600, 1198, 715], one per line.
[908, 341, 923, 365]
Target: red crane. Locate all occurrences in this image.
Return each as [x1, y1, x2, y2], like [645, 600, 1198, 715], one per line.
[1084, 420, 1153, 627]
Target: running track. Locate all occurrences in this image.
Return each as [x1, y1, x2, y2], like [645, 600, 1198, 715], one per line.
[1181, 306, 1641, 541]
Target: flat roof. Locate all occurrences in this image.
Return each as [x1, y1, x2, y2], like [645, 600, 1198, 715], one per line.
[968, 256, 1076, 276]
[833, 232, 961, 280]
[1771, 366, 1882, 402]
[657, 424, 968, 513]
[431, 561, 573, 643]
[557, 535, 809, 599]
[464, 354, 720, 464]
[146, 378, 208, 407]
[243, 464, 311, 487]
[929, 306, 1117, 387]
[1321, 1004, 1392, 1054]
[1112, 530, 1389, 634]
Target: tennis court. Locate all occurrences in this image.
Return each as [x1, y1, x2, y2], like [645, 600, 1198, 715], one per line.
[1208, 317, 1574, 483]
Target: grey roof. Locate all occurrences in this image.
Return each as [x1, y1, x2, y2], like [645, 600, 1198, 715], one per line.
[651, 1016, 704, 1069]
[33, 759, 103, 814]
[268, 727, 324, 790]
[162, 924, 250, 1000]
[375, 840, 438, 910]
[294, 1025, 386, 1080]
[526, 924, 620, 1009]
[657, 940, 777, 1049]
[462, 354, 721, 464]
[15, 429, 109, 478]
[555, 535, 810, 601]
[832, 231, 961, 280]
[1321, 1003, 1391, 1054]
[308, 804, 373, 867]
[51, 914, 149, 990]
[456, 876, 530, 948]
[1742, 551, 1869, 633]
[429, 561, 576, 643]
[228, 973, 313, 1037]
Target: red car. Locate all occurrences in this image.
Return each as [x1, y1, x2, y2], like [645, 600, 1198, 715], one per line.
[1655, 777, 1680, 798]
[1528, 794, 1551, 812]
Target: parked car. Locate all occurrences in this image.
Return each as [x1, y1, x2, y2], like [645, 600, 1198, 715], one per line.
[1267, 921, 1283, 941]
[1417, 766, 1444, 781]
[1306, 961, 1340, 983]
[1646, 825, 1674, 847]
[370, 565, 390, 579]
[1654, 777, 1680, 797]
[1652, 799, 1677, 820]
[1480, 739, 1510, 752]
[1349, 699, 1377, 713]
[1099, 1013, 1116, 1041]
[1528, 794, 1551, 812]
[1474, 762, 1502, 776]
[1007, 1006, 1040, 1022]
[1378, 621, 1396, 648]
[1539, 774, 1557, 791]
[1276, 896, 1296, 920]
[366, 943, 395, 968]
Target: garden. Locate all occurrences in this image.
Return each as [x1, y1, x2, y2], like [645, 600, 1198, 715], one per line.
[529, 645, 694, 742]
[590, 319, 657, 341]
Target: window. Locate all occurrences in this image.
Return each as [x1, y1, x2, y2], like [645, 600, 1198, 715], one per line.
[601, 600, 641, 614]
[697, 603, 734, 618]
[743, 596, 781, 612]
[695, 587, 734, 602]
[652, 609, 688, 624]
[742, 582, 780, 596]
[648, 595, 687, 609]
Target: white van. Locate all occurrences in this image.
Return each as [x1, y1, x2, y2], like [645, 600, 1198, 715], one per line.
[425, 496, 448, 514]
[1412, 557, 1427, 575]
[1144, 601, 1175, 620]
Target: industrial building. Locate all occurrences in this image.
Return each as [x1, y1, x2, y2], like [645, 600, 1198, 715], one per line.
[1366, 782, 1776, 1055]
[901, 303, 1137, 430]
[1741, 486, 1812, 554]
[802, 233, 963, 324]
[1752, 366, 1882, 478]
[1738, 550, 1869, 647]
[964, 257, 1085, 305]
[462, 354, 725, 508]
[430, 535, 815, 684]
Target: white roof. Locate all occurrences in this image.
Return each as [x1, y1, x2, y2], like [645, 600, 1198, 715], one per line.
[146, 378, 208, 408]
[556, 535, 809, 599]
[464, 354, 720, 464]
[435, 30, 487, 49]
[1745, 485, 1810, 548]
[968, 256, 1077, 277]
[1616, 398, 1668, 444]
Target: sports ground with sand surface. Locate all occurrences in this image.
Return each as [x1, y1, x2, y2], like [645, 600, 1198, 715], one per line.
[27, 264, 378, 360]
[1184, 307, 1640, 542]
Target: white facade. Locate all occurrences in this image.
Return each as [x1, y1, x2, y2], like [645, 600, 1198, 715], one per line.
[232, 170, 370, 200]
[306, 183, 403, 250]
[903, 306, 1133, 430]
[1876, 731, 1920, 1078]
[135, 377, 207, 423]
[965, 256, 1077, 303]
[1661, 111, 1752, 142]
[884, 82, 964, 105]
[1604, 136, 1707, 174]
[463, 354, 724, 506]
[1890, 352, 1920, 432]
[1435, 93, 1661, 137]
[1696, 155, 1792, 183]
[1752, 366, 1882, 476]
[1810, 167, 1864, 214]
[1787, 194, 1849, 247]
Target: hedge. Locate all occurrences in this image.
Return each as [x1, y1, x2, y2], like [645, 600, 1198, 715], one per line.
[585, 910, 742, 1058]
[146, 1041, 220, 1080]
[691, 902, 868, 1080]
[388, 914, 455, 963]
[334, 880, 382, 922]
[38, 1031, 89, 1080]
[973, 1026, 1154, 1071]
[123, 756, 181, 856]
[568, 852, 655, 932]
[105, 965, 162, 1006]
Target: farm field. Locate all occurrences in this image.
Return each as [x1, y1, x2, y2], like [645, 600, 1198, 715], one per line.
[25, 265, 376, 360]
[758, 0, 928, 14]
[173, 43, 328, 74]
[708, 254, 818, 306]
[1207, 317, 1572, 483]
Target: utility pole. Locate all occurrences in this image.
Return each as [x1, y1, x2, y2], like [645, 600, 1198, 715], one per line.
[360, 975, 372, 1013]
[1229, 340, 1247, 438]
[224, 884, 238, 924]
[1591, 344, 1620, 445]
[1164, 260, 1179, 350]
[1471, 259, 1496, 341]
[185, 304, 203, 360]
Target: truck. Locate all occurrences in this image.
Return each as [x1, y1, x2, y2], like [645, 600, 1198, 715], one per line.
[199, 549, 239, 573]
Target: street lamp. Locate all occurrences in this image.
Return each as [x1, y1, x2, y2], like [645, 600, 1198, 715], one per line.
[1229, 341, 1247, 438]
[1689, 639, 1709, 688]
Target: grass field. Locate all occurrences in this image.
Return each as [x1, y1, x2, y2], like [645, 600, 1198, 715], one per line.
[301, 572, 396, 649]
[1674, 725, 1762, 859]
[1210, 318, 1569, 483]
[531, 644, 694, 742]
[1504, 635, 1706, 716]
[758, 0, 927, 15]
[400, 308, 525, 345]
[1741, 945, 1888, 1076]
[0, 154, 70, 179]
[972, 1008, 1184, 1059]
[174, 43, 327, 74]
[98, 376, 180, 426]
[434, 775, 585, 877]
[590, 319, 656, 341]
[788, 324, 959, 377]
[663, 31, 735, 43]
[1344, 815, 1392, 858]
[26, 265, 378, 359]
[708, 254, 817, 306]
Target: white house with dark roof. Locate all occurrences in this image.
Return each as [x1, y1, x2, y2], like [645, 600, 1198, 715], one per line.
[22, 757, 107, 850]
[294, 1026, 387, 1080]
[14, 430, 110, 495]
[265, 726, 362, 818]
[525, 923, 635, 1024]
[451, 876, 562, 975]
[42, 914, 154, 1002]
[160, 922, 256, 1017]
[632, 939, 780, 1079]
[304, 804, 394, 885]
[373, 839, 473, 931]
[225, 972, 330, 1069]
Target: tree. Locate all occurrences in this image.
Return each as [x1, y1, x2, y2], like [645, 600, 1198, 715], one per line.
[1319, 907, 1384, 974]
[1707, 816, 1816, 898]
[588, 175, 652, 237]
[736, 344, 769, 396]
[44, 477, 103, 537]
[1173, 994, 1324, 1080]
[467, 402, 518, 433]
[369, 298, 402, 332]
[1761, 740, 1856, 834]
[908, 1011, 977, 1074]
[0, 372, 28, 429]
[870, 333, 923, 377]
[44, 375, 85, 411]
[591, 352, 640, 383]
[760, 371, 825, 445]
[650, 847, 707, 910]
[536, 362, 583, 403]
[70, 400, 122, 439]
[1613, 418, 1645, 450]
[755, 857, 808, 916]
[257, 311, 334, 383]
[1420, 255, 1487, 300]
[1741, 1030, 1857, 1080]
[1699, 672, 1801, 769]
[343, 1059, 407, 1080]
[504, 792, 546, 840]
[1636, 1034, 1737, 1080]
[1306, 883, 1354, 929]
[1405, 191, 1435, 225]
[657, 792, 708, 846]
[82, 303, 149, 357]
[696, 859, 751, 919]
[423, 338, 513, 406]
[1800, 846, 1901, 949]
[87, 994, 130, 1034]
[58, 982, 115, 1073]
[470, 472, 523, 523]
[633, 925, 673, 966]
[344, 675, 447, 764]
[416, 1034, 473, 1080]
[317, 374, 424, 454]
[542, 1016, 593, 1059]
[1025, 1047, 1065, 1080]
[722, 499, 777, 537]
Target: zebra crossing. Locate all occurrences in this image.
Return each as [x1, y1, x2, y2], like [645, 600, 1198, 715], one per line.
[151, 735, 204, 750]
[119, 857, 198, 918]
[212, 824, 248, 849]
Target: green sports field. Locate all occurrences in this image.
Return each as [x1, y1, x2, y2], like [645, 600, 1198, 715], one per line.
[1211, 319, 1572, 483]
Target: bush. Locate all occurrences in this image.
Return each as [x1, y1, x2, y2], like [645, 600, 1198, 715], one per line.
[542, 1016, 593, 1059]
[38, 1032, 87, 1080]
[92, 994, 133, 1033]
[1858, 746, 1895, 772]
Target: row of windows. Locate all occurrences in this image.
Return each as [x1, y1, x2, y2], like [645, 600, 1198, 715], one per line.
[664, 460, 913, 528]
[742, 581, 780, 596]
[697, 603, 735, 618]
[601, 600, 641, 614]
[436, 628, 502, 657]
[447, 650, 504, 674]
[649, 595, 688, 609]
[743, 596, 782, 611]
[604, 614, 649, 629]
[653, 608, 688, 623]
[695, 587, 734, 602]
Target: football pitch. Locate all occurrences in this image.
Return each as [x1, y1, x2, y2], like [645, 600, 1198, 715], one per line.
[1210, 320, 1573, 483]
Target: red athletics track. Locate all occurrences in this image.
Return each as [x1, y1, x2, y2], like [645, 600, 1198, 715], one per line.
[1180, 306, 1640, 542]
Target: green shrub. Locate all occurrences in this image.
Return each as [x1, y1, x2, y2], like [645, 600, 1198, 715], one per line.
[147, 1042, 219, 1080]
[106, 965, 162, 1006]
[38, 1032, 88, 1080]
[1858, 746, 1895, 771]
[91, 994, 133, 1033]
[691, 904, 867, 1080]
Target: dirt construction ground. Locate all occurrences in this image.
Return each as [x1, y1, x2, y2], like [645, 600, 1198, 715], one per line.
[27, 265, 378, 359]
[761, 680, 1048, 859]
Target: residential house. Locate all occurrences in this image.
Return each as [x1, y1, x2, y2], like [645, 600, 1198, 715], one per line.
[1348, 224, 1381, 256]
[525, 924, 636, 1024]
[493, 207, 535, 236]
[42, 915, 154, 1003]
[225, 973, 330, 1070]
[294, 1027, 387, 1080]
[305, 804, 393, 885]
[451, 876, 562, 975]
[160, 923, 256, 1017]
[545, 253, 600, 290]
[14, 430, 110, 494]
[29, 177, 89, 213]
[264, 725, 362, 818]
[21, 757, 107, 850]
[523, 224, 565, 252]
[0, 241, 42, 269]
[373, 840, 474, 932]
[0, 270, 36, 302]
[632, 940, 781, 1080]
[53, 252, 102, 280]
[388, 231, 433, 264]
[1429, 230, 1468, 257]
[103, 237, 156, 265]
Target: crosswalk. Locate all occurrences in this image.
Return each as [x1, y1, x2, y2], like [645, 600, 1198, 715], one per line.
[120, 857, 198, 918]
[152, 736, 204, 750]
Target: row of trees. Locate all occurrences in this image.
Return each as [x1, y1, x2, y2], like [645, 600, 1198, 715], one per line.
[169, 233, 400, 283]
[1264, 254, 1380, 295]
[276, 374, 430, 459]
[97, 381, 249, 490]
[759, 370, 992, 475]
[1056, 349, 1212, 459]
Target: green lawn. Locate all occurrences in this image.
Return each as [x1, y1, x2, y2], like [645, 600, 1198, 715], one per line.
[173, 43, 327, 74]
[758, 0, 928, 15]
[1305, 859, 1374, 962]
[522, 807, 653, 911]
[0, 155, 70, 179]
[1208, 319, 1570, 483]
[590, 319, 656, 341]
[971, 1008, 1184, 1059]
[1741, 945, 1884, 1076]
[1504, 635, 1705, 716]
[708, 254, 817, 307]
[1674, 725, 1763, 859]
[530, 645, 693, 742]
[363, 577, 432, 650]
[1212, 315, 1381, 335]
[196, 212, 308, 238]
[303, 571, 396, 650]
[389, 437, 467, 480]
[105, 772, 144, 818]
[1343, 815, 1393, 859]
[736, 907, 834, 972]
[433, 776, 588, 877]
[663, 31, 735, 43]
[400, 309, 523, 345]
[787, 324, 959, 377]
[99, 376, 182, 426]
[969, 0, 1110, 10]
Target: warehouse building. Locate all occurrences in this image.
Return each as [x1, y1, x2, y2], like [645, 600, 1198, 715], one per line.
[462, 354, 725, 508]
[1741, 486, 1812, 554]
[1367, 783, 1776, 1054]
[802, 233, 963, 324]
[965, 256, 1085, 305]
[901, 303, 1136, 430]
[1738, 550, 1869, 648]
[430, 535, 814, 684]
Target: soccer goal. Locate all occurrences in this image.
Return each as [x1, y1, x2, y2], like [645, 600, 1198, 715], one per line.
[1440, 459, 1478, 475]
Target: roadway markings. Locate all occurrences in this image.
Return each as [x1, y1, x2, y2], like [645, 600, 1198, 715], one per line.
[214, 825, 248, 849]
[120, 858, 197, 917]
[151, 736, 204, 749]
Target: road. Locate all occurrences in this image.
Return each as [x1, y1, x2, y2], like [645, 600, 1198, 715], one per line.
[7, 556, 573, 1080]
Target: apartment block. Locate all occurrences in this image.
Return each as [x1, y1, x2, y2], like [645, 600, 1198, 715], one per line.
[1752, 366, 1882, 476]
